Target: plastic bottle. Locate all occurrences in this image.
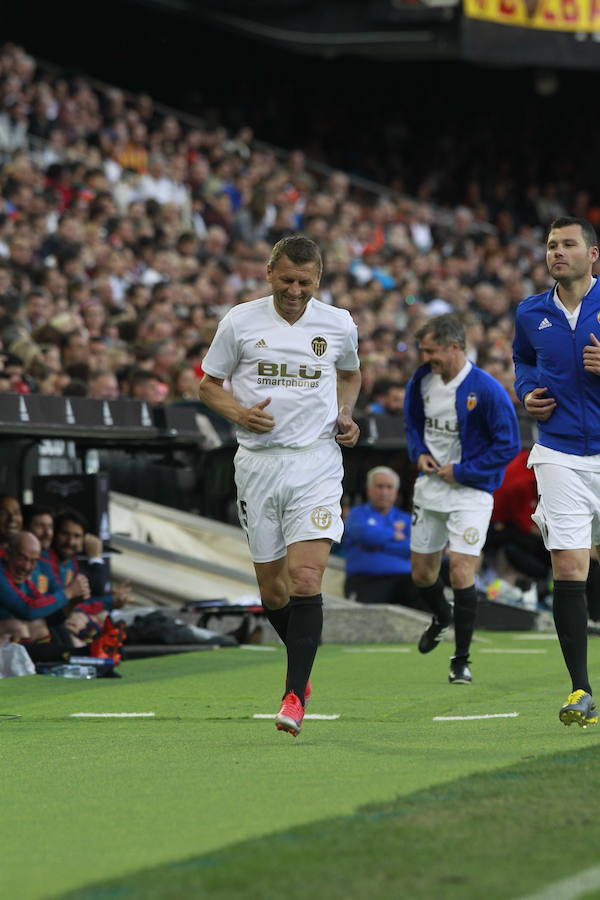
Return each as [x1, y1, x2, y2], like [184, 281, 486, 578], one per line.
[50, 664, 97, 679]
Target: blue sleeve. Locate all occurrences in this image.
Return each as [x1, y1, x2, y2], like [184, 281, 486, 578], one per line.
[512, 309, 539, 404]
[0, 566, 67, 621]
[454, 381, 520, 489]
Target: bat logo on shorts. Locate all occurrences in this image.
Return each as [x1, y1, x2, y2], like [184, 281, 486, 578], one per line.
[463, 527, 480, 545]
[311, 336, 327, 357]
[466, 393, 477, 411]
[311, 507, 332, 529]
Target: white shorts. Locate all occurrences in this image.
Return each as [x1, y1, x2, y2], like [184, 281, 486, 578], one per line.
[532, 464, 600, 550]
[234, 441, 344, 563]
[410, 503, 492, 557]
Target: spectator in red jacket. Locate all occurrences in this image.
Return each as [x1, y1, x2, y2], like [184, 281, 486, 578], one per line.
[484, 448, 551, 600]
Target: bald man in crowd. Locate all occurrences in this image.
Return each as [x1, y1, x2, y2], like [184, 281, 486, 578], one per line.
[0, 531, 91, 660]
[0, 531, 68, 642]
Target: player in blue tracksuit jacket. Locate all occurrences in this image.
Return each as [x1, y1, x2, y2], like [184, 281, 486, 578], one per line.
[404, 313, 520, 685]
[513, 214, 600, 728]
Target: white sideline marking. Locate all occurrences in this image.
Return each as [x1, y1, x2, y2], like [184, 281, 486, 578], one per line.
[239, 645, 277, 652]
[433, 713, 519, 721]
[342, 647, 411, 653]
[479, 649, 547, 654]
[253, 713, 340, 720]
[514, 633, 556, 640]
[70, 712, 156, 718]
[514, 863, 600, 900]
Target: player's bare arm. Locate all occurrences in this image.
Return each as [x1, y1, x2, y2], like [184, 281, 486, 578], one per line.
[336, 368, 361, 447]
[198, 374, 275, 434]
[583, 332, 600, 375]
[523, 386, 557, 421]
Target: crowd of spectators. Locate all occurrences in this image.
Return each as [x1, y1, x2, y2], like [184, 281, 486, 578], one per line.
[4, 40, 600, 624]
[0, 493, 129, 666]
[1, 39, 582, 426]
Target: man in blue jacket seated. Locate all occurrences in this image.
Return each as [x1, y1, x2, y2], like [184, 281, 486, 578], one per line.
[513, 215, 600, 728]
[343, 466, 424, 611]
[404, 313, 520, 685]
[0, 531, 79, 660]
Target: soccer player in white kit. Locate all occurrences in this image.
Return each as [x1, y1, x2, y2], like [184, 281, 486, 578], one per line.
[404, 314, 520, 685]
[198, 236, 361, 736]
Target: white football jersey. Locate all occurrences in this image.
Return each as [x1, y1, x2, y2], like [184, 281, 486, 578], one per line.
[414, 361, 491, 512]
[202, 295, 360, 449]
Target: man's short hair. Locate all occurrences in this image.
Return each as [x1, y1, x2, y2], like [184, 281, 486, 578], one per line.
[548, 216, 598, 249]
[366, 466, 400, 490]
[22, 503, 55, 528]
[130, 369, 164, 388]
[54, 507, 88, 534]
[415, 314, 466, 351]
[269, 235, 323, 276]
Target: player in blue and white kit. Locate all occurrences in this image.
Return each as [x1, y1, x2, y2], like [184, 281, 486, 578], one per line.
[198, 235, 361, 737]
[405, 314, 520, 684]
[513, 215, 600, 728]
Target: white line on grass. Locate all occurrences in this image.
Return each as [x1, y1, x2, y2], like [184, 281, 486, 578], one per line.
[70, 713, 156, 718]
[253, 713, 340, 720]
[433, 713, 519, 721]
[514, 862, 600, 900]
[513, 633, 557, 640]
[342, 647, 411, 653]
[479, 649, 547, 654]
[239, 645, 277, 652]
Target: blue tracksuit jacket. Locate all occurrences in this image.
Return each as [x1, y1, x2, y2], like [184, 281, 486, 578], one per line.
[343, 504, 411, 576]
[404, 363, 520, 494]
[0, 559, 67, 621]
[513, 280, 600, 455]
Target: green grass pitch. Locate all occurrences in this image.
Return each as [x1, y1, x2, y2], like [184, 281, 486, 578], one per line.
[2, 631, 600, 899]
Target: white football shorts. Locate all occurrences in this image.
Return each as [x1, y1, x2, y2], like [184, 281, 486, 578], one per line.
[410, 502, 492, 557]
[531, 463, 600, 550]
[234, 440, 344, 563]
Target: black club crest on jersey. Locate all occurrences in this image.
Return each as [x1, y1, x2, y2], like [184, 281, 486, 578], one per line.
[311, 336, 327, 357]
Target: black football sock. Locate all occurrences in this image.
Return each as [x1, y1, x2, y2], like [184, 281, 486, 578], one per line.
[285, 594, 323, 706]
[553, 580, 592, 695]
[417, 577, 452, 625]
[453, 585, 478, 661]
[264, 602, 291, 645]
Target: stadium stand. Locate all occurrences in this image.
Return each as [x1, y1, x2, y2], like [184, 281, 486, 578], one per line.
[0, 38, 592, 638]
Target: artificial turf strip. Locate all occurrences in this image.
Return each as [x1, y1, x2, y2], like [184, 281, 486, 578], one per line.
[2, 633, 599, 900]
[54, 745, 600, 900]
